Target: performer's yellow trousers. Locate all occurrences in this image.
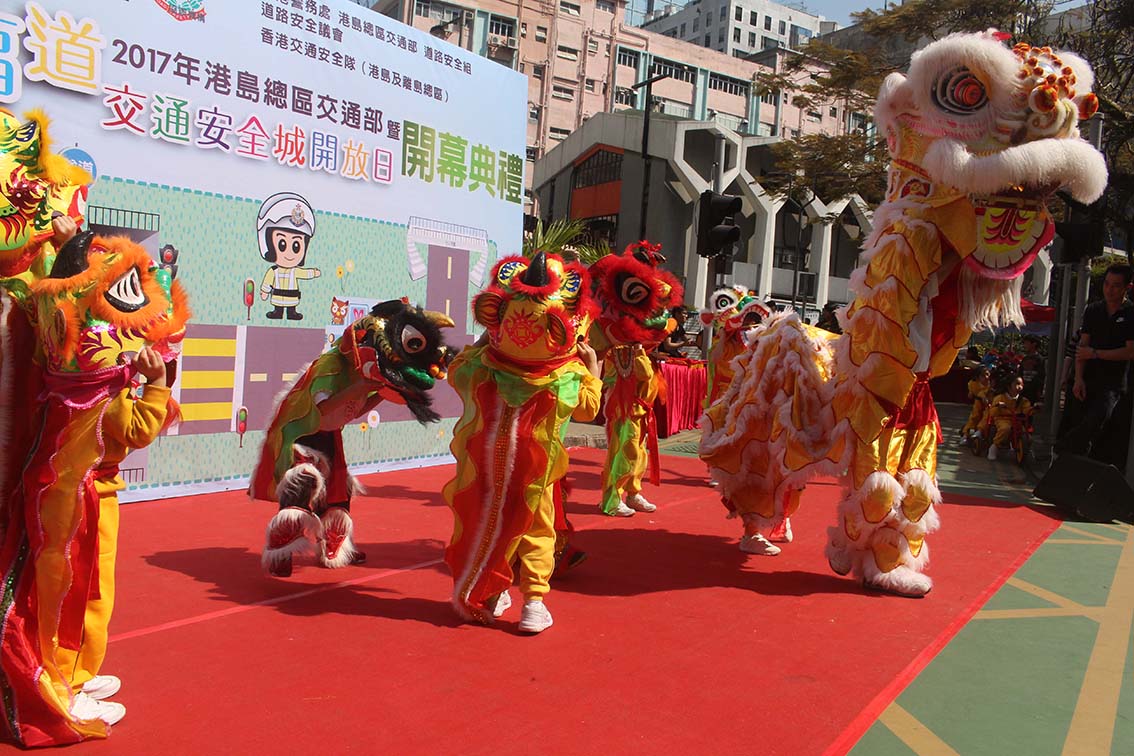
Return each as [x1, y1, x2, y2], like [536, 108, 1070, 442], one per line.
[52, 485, 118, 692]
[504, 488, 555, 601]
[991, 417, 1013, 446]
[961, 399, 985, 435]
[601, 416, 647, 513]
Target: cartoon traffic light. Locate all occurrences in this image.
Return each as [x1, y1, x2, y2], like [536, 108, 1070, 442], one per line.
[696, 190, 742, 259]
[159, 244, 179, 279]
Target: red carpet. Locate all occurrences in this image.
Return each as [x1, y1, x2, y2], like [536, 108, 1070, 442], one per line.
[51, 449, 1056, 755]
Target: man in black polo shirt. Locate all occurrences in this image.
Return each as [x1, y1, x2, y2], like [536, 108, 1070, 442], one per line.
[1056, 264, 1134, 456]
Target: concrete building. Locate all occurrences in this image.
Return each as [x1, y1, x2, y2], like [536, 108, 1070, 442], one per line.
[640, 0, 836, 58]
[533, 109, 874, 314]
[370, 0, 856, 215]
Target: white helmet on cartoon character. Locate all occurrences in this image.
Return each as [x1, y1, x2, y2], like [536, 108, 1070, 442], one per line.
[257, 192, 316, 261]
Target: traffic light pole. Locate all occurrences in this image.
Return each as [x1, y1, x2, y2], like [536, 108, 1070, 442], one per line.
[633, 71, 671, 240]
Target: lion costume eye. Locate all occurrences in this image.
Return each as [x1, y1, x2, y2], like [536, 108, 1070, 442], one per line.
[620, 276, 650, 305]
[401, 324, 427, 353]
[105, 267, 148, 312]
[933, 66, 988, 115]
[714, 293, 739, 312]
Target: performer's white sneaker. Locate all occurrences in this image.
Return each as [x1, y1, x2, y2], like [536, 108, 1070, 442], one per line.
[625, 493, 656, 513]
[518, 600, 553, 633]
[604, 502, 636, 517]
[987, 445, 998, 461]
[81, 675, 121, 701]
[491, 590, 512, 618]
[70, 692, 126, 726]
[739, 533, 781, 556]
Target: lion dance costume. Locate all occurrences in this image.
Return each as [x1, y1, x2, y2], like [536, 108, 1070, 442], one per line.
[251, 300, 453, 576]
[444, 251, 601, 626]
[589, 241, 682, 516]
[701, 31, 1106, 596]
[700, 285, 747, 408]
[0, 117, 189, 744]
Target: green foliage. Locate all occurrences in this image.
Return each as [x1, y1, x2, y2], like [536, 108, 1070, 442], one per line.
[522, 218, 612, 264]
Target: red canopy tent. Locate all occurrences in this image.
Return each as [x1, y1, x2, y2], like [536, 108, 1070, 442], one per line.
[1021, 298, 1055, 324]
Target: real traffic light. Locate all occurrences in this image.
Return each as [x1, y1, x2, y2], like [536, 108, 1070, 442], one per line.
[697, 190, 742, 259]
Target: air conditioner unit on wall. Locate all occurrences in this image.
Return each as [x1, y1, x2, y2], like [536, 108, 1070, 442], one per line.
[489, 34, 518, 49]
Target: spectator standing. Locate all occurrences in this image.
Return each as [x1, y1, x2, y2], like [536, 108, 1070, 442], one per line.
[1055, 264, 1134, 457]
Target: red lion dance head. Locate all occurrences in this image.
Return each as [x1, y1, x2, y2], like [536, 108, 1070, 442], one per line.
[588, 240, 683, 352]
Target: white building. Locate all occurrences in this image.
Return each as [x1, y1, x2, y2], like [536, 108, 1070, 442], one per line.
[640, 0, 836, 58]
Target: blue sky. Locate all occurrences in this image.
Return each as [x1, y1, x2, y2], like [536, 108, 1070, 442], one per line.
[800, 0, 883, 27]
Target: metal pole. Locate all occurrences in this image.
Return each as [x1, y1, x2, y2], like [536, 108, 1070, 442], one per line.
[639, 82, 652, 241]
[790, 181, 804, 311]
[1048, 262, 1073, 438]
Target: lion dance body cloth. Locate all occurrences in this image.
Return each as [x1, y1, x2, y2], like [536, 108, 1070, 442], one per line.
[250, 300, 453, 577]
[0, 224, 189, 744]
[700, 31, 1107, 597]
[444, 252, 602, 624]
[588, 241, 682, 515]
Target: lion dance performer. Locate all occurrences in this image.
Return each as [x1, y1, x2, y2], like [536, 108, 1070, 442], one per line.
[589, 241, 682, 517]
[0, 225, 189, 743]
[251, 299, 453, 577]
[700, 31, 1106, 596]
[444, 251, 602, 633]
[700, 284, 747, 408]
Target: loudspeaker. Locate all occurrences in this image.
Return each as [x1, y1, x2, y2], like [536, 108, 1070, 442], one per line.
[1034, 454, 1134, 523]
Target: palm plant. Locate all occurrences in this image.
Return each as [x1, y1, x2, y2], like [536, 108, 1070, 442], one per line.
[522, 218, 612, 265]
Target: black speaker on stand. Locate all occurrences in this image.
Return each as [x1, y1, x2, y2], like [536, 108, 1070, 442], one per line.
[1034, 454, 1134, 523]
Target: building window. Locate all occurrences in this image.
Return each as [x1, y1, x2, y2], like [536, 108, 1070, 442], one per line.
[535, 25, 547, 41]
[704, 34, 711, 46]
[552, 85, 575, 101]
[806, 110, 822, 121]
[764, 15, 772, 30]
[587, 38, 599, 53]
[734, 6, 743, 21]
[709, 73, 748, 96]
[532, 64, 545, 78]
[718, 28, 725, 44]
[732, 27, 740, 43]
[585, 78, 596, 92]
[414, 0, 429, 17]
[719, 6, 726, 21]
[614, 86, 635, 105]
[679, 22, 686, 35]
[596, 0, 615, 12]
[760, 90, 777, 105]
[521, 22, 527, 37]
[750, 10, 758, 25]
[526, 146, 538, 161]
[829, 106, 838, 118]
[692, 16, 699, 31]
[550, 127, 570, 140]
[529, 103, 540, 121]
[650, 59, 695, 83]
[560, 1, 581, 16]
[616, 48, 640, 68]
[762, 35, 778, 49]
[748, 31, 756, 46]
[488, 17, 515, 38]
[557, 45, 579, 61]
[779, 19, 786, 34]
[572, 149, 623, 189]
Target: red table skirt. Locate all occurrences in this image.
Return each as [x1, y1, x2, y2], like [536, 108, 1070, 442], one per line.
[654, 359, 707, 438]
